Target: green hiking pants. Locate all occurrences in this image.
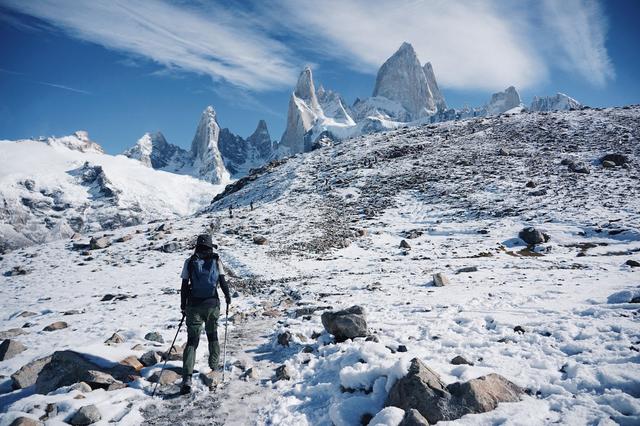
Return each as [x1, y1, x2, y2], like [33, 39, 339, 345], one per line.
[183, 304, 220, 376]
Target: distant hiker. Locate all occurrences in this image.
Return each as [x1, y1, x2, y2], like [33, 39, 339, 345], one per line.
[228, 205, 233, 218]
[179, 234, 231, 394]
[250, 201, 254, 211]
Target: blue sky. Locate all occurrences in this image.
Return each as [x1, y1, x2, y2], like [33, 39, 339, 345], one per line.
[1, 0, 638, 154]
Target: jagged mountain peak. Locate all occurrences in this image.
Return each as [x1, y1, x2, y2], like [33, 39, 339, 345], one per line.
[294, 67, 320, 109]
[423, 62, 447, 111]
[486, 86, 523, 116]
[530, 93, 582, 112]
[41, 131, 105, 154]
[190, 105, 229, 184]
[373, 42, 436, 119]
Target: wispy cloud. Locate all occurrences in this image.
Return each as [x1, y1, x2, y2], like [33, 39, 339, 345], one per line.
[2, 0, 614, 93]
[541, 0, 614, 87]
[1, 0, 300, 91]
[0, 68, 92, 95]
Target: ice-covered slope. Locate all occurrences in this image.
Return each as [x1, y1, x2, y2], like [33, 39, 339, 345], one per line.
[1, 106, 639, 425]
[0, 137, 223, 252]
[531, 93, 582, 111]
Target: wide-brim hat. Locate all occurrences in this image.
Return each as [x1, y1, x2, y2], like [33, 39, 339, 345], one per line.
[196, 234, 214, 248]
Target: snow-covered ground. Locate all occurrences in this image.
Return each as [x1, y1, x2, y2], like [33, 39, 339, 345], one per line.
[1, 107, 639, 425]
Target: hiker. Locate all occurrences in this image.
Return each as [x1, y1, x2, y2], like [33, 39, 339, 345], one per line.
[250, 201, 254, 211]
[229, 204, 233, 218]
[179, 234, 231, 394]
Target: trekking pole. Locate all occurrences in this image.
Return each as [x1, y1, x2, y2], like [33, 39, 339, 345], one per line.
[151, 313, 185, 398]
[221, 304, 229, 383]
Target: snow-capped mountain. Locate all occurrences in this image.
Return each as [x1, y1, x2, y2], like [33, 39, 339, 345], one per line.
[123, 106, 274, 181]
[122, 132, 191, 171]
[530, 93, 582, 111]
[0, 133, 222, 252]
[372, 42, 437, 120]
[190, 106, 230, 184]
[278, 42, 450, 155]
[484, 86, 524, 116]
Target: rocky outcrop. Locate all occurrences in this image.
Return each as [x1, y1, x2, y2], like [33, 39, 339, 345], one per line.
[530, 93, 581, 112]
[0, 339, 27, 360]
[423, 62, 447, 112]
[321, 305, 368, 342]
[122, 132, 190, 170]
[40, 131, 104, 154]
[279, 67, 323, 155]
[190, 106, 230, 184]
[372, 42, 436, 120]
[485, 86, 522, 116]
[246, 120, 274, 162]
[316, 86, 355, 125]
[386, 358, 523, 423]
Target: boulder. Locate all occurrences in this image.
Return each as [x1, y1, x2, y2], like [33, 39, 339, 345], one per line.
[274, 364, 291, 381]
[148, 369, 180, 385]
[43, 321, 68, 332]
[601, 153, 628, 166]
[70, 404, 102, 425]
[0, 339, 27, 361]
[602, 160, 616, 168]
[70, 382, 93, 393]
[0, 328, 27, 339]
[447, 374, 523, 416]
[11, 356, 52, 389]
[144, 331, 164, 343]
[160, 242, 180, 253]
[140, 350, 162, 367]
[625, 259, 640, 268]
[399, 409, 430, 426]
[518, 227, 550, 245]
[321, 305, 368, 342]
[432, 273, 449, 287]
[89, 236, 110, 250]
[120, 355, 144, 372]
[386, 358, 450, 424]
[104, 333, 124, 345]
[451, 355, 473, 366]
[116, 234, 133, 243]
[9, 417, 41, 426]
[253, 235, 268, 245]
[567, 160, 590, 174]
[399, 239, 411, 249]
[386, 358, 523, 423]
[34, 350, 135, 394]
[277, 331, 293, 347]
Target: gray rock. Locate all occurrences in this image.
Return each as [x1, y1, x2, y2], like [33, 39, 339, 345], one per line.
[277, 331, 293, 347]
[602, 160, 616, 168]
[0, 328, 27, 339]
[116, 234, 133, 243]
[566, 160, 590, 174]
[399, 409, 430, 426]
[399, 239, 411, 249]
[447, 373, 523, 415]
[253, 235, 268, 245]
[89, 236, 110, 250]
[70, 404, 102, 425]
[69, 381, 93, 393]
[456, 266, 478, 274]
[148, 369, 180, 385]
[275, 364, 291, 381]
[17, 311, 38, 318]
[140, 350, 162, 367]
[518, 227, 550, 245]
[42, 321, 68, 332]
[104, 333, 125, 345]
[11, 355, 52, 389]
[451, 355, 473, 365]
[386, 358, 450, 424]
[432, 273, 449, 287]
[625, 259, 640, 268]
[9, 417, 42, 426]
[386, 358, 523, 423]
[0, 339, 27, 360]
[34, 350, 136, 394]
[160, 242, 180, 253]
[321, 305, 368, 342]
[144, 331, 164, 343]
[601, 153, 628, 166]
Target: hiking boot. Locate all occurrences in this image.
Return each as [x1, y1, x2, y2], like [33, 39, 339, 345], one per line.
[180, 375, 192, 395]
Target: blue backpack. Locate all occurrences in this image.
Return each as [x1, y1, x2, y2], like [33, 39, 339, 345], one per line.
[188, 254, 220, 299]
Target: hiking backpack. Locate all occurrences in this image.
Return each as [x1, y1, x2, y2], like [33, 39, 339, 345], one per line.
[188, 254, 220, 299]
